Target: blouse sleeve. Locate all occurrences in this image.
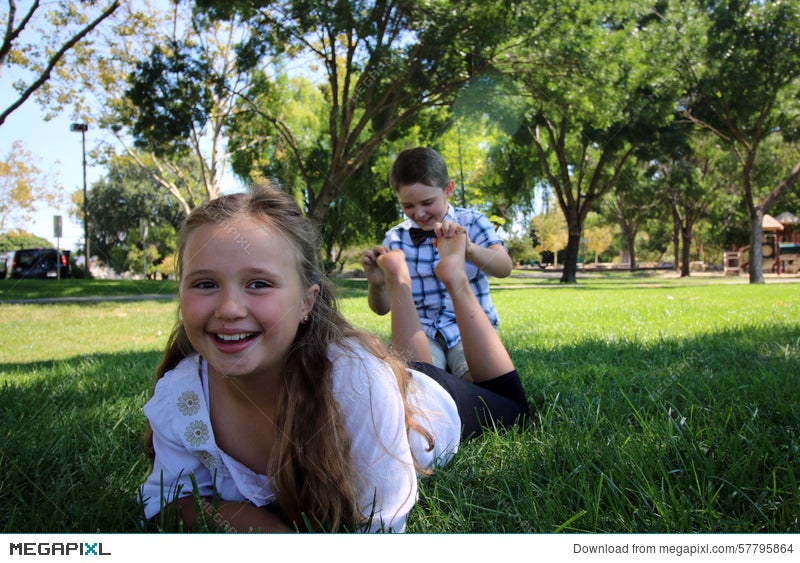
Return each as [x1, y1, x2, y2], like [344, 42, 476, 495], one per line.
[139, 376, 215, 521]
[330, 345, 418, 533]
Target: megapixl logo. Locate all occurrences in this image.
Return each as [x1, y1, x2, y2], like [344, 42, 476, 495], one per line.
[9, 541, 111, 556]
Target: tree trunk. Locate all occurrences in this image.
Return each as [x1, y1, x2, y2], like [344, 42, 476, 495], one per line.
[560, 231, 581, 284]
[680, 225, 692, 277]
[620, 222, 638, 272]
[672, 209, 680, 272]
[744, 158, 800, 283]
[748, 210, 765, 284]
[626, 235, 637, 272]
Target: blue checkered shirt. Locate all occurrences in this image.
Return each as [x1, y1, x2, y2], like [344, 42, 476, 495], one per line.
[383, 205, 505, 349]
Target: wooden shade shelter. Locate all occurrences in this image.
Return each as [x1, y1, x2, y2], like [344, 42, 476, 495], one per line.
[775, 211, 800, 244]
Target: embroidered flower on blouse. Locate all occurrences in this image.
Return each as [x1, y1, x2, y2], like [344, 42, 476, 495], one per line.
[177, 390, 200, 416]
[184, 420, 209, 446]
[193, 450, 217, 469]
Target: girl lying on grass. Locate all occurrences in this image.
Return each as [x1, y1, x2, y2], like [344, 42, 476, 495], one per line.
[139, 183, 528, 532]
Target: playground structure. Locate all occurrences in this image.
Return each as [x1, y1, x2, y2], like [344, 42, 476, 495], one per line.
[724, 211, 800, 275]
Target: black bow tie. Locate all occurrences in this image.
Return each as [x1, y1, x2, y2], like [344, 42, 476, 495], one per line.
[409, 227, 437, 246]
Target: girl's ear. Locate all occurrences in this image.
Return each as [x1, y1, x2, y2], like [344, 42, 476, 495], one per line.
[301, 284, 320, 322]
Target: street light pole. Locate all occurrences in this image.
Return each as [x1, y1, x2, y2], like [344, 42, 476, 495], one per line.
[70, 123, 90, 276]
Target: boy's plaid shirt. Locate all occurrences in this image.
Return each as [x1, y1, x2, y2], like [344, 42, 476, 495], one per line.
[383, 205, 505, 349]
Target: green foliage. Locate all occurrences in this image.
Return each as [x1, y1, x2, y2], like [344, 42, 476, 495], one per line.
[125, 42, 214, 157]
[690, 0, 800, 139]
[21, 0, 800, 288]
[196, 0, 523, 230]
[504, 234, 539, 265]
[0, 141, 63, 231]
[494, 0, 688, 281]
[0, 230, 54, 251]
[0, 0, 121, 128]
[86, 157, 184, 274]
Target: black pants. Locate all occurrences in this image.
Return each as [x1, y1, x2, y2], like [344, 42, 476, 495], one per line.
[411, 362, 529, 440]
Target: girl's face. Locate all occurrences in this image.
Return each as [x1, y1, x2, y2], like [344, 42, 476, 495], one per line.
[179, 215, 318, 381]
[396, 180, 455, 230]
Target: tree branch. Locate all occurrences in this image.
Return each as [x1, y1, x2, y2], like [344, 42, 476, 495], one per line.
[0, 1, 121, 128]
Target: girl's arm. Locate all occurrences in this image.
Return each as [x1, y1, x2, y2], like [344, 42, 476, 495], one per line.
[171, 497, 293, 532]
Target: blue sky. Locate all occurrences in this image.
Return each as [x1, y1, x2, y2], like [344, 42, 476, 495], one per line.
[2, 81, 97, 253]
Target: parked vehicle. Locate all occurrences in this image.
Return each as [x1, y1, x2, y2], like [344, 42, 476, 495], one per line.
[9, 248, 71, 279]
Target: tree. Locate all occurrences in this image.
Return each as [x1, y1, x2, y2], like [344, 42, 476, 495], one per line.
[25, 2, 243, 218]
[0, 140, 62, 231]
[229, 69, 415, 265]
[682, 0, 800, 283]
[0, 229, 52, 251]
[444, 73, 528, 222]
[504, 1, 683, 283]
[122, 7, 257, 212]
[504, 233, 537, 266]
[83, 155, 184, 275]
[532, 204, 568, 269]
[605, 158, 660, 271]
[0, 0, 120, 127]
[584, 225, 614, 265]
[656, 133, 726, 276]
[183, 0, 522, 226]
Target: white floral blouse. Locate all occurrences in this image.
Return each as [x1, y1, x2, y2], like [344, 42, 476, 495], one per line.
[139, 341, 460, 532]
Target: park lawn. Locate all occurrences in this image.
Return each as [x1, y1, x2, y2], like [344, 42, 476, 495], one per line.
[0, 278, 798, 533]
[0, 278, 178, 301]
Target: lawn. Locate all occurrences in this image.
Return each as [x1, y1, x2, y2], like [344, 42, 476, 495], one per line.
[0, 273, 798, 533]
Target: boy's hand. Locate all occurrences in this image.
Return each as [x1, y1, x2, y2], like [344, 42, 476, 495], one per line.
[433, 221, 470, 255]
[361, 246, 389, 286]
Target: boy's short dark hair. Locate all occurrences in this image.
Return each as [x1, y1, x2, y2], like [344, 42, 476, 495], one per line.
[390, 147, 449, 190]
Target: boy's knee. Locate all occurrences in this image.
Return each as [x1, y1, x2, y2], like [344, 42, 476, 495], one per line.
[446, 343, 470, 380]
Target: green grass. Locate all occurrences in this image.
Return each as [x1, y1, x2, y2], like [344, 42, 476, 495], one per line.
[0, 278, 177, 301]
[1, 276, 798, 533]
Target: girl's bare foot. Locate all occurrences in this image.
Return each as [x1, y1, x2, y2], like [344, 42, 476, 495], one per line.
[376, 249, 412, 288]
[433, 223, 469, 292]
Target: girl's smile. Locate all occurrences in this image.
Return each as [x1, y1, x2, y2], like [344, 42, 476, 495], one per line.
[179, 216, 318, 381]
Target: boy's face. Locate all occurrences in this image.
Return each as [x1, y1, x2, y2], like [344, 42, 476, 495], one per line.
[396, 180, 455, 230]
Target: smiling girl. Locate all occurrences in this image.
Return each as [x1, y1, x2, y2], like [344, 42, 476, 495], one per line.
[139, 183, 528, 532]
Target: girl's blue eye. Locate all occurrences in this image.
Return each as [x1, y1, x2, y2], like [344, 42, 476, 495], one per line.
[193, 280, 217, 289]
[247, 280, 272, 289]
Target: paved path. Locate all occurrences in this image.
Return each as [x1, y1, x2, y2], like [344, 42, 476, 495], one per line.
[0, 293, 177, 305]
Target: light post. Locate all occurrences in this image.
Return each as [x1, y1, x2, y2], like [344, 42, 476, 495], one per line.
[70, 123, 90, 275]
[140, 217, 148, 279]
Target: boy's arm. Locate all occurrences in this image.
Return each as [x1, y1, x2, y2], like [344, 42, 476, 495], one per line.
[466, 241, 513, 278]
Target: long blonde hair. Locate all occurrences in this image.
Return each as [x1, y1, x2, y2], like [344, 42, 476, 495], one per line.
[144, 183, 431, 531]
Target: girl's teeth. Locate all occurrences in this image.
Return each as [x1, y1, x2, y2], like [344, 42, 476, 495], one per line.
[217, 333, 252, 342]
